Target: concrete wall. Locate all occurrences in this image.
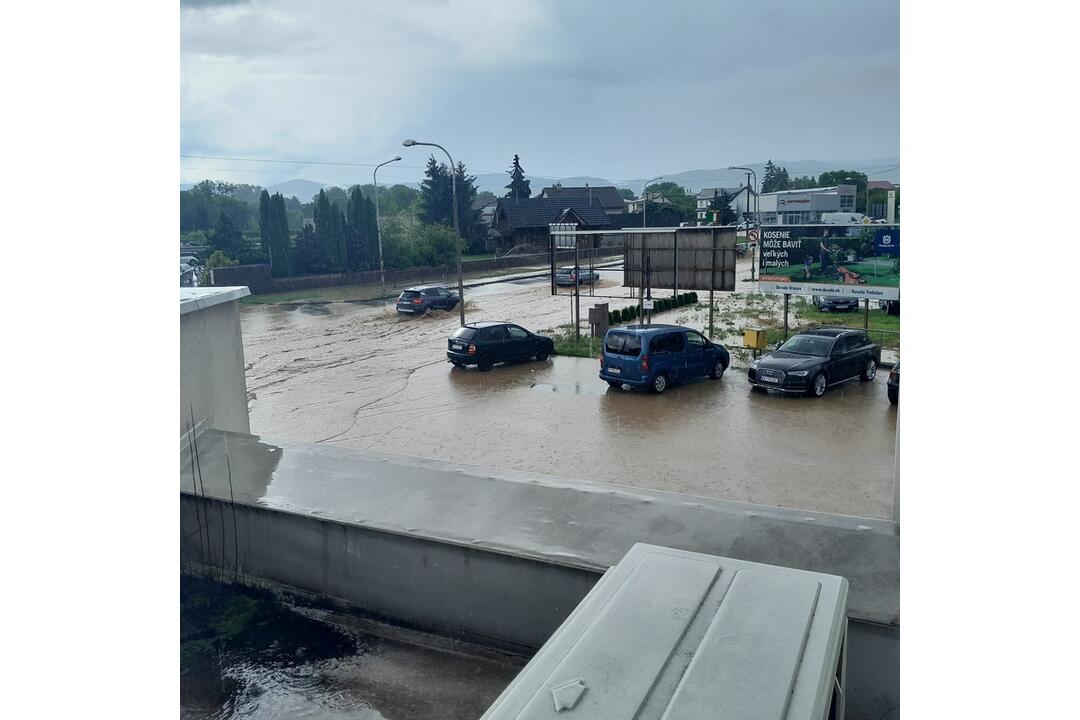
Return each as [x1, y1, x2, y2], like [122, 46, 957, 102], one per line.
[181, 495, 599, 654]
[180, 298, 250, 437]
[180, 492, 898, 718]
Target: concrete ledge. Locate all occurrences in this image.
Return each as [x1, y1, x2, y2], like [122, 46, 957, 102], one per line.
[181, 428, 898, 626]
[180, 286, 251, 315]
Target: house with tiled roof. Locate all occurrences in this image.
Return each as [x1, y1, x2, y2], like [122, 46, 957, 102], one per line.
[492, 197, 612, 250]
[540, 184, 626, 217]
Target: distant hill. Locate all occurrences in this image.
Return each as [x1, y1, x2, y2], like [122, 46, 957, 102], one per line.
[265, 179, 330, 202]
[180, 157, 899, 202]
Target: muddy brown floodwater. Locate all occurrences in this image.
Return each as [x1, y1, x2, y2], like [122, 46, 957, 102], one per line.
[242, 266, 897, 519]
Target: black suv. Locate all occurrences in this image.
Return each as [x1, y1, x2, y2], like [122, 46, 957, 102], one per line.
[396, 285, 459, 315]
[748, 327, 881, 397]
[446, 321, 554, 371]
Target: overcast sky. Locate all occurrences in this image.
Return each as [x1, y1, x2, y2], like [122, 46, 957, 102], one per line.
[180, 0, 898, 188]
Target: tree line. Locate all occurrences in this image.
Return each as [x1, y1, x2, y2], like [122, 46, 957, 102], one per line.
[182, 154, 494, 278]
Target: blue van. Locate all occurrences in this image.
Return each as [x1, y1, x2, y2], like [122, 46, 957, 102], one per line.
[599, 324, 730, 393]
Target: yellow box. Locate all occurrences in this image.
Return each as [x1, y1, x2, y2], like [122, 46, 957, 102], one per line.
[744, 328, 768, 349]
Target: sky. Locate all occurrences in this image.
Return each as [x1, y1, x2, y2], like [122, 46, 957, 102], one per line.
[180, 0, 899, 189]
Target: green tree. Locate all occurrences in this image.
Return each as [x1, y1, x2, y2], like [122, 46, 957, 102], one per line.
[268, 193, 292, 277]
[292, 224, 324, 274]
[414, 224, 463, 266]
[211, 210, 243, 257]
[258, 190, 271, 254]
[181, 180, 254, 232]
[818, 170, 869, 213]
[761, 160, 792, 193]
[419, 156, 452, 226]
[504, 154, 531, 199]
[345, 186, 368, 272]
[710, 189, 738, 225]
[790, 175, 817, 190]
[313, 190, 347, 271]
[617, 188, 636, 200]
[642, 181, 695, 223]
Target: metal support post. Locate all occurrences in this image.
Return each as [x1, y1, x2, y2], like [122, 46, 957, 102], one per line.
[784, 293, 790, 340]
[864, 298, 870, 329]
[574, 240, 580, 340]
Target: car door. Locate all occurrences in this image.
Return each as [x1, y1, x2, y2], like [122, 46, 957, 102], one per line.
[506, 325, 532, 359]
[649, 333, 674, 379]
[684, 330, 708, 377]
[832, 335, 859, 380]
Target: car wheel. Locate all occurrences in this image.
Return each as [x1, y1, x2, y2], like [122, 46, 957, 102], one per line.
[888, 385, 898, 404]
[651, 372, 668, 394]
[709, 359, 726, 380]
[808, 371, 827, 397]
[536, 348, 550, 362]
[861, 358, 877, 381]
[478, 354, 494, 372]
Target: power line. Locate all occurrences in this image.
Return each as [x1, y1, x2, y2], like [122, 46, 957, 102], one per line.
[180, 153, 428, 170]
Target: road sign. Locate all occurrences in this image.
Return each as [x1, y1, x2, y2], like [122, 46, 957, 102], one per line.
[747, 228, 759, 243]
[642, 299, 655, 310]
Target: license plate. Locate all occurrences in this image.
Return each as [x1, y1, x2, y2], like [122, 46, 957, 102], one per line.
[608, 367, 621, 375]
[760, 375, 779, 383]
[453, 343, 464, 350]
[398, 307, 413, 313]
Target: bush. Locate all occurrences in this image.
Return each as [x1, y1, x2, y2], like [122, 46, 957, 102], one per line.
[608, 311, 618, 326]
[620, 307, 631, 322]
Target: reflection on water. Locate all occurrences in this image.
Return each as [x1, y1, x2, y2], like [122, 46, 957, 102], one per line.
[180, 576, 522, 720]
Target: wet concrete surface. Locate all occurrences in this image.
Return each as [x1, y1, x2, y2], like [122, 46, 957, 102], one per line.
[181, 576, 524, 720]
[242, 260, 896, 519]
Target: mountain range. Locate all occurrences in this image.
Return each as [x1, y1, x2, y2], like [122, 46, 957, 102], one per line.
[181, 157, 899, 201]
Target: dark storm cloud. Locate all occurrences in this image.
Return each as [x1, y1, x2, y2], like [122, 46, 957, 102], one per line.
[181, 0, 898, 185]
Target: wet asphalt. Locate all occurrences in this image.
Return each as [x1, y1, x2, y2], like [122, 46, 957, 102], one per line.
[241, 264, 896, 519]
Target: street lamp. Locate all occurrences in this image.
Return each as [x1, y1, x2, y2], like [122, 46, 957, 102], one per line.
[642, 175, 664, 228]
[403, 138, 465, 326]
[373, 155, 401, 291]
[729, 165, 758, 281]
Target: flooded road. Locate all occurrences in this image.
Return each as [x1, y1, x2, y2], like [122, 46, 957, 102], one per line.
[181, 576, 524, 720]
[242, 261, 897, 519]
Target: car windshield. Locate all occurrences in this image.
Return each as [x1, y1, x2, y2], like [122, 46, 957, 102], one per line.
[451, 327, 476, 340]
[779, 335, 834, 357]
[605, 332, 641, 356]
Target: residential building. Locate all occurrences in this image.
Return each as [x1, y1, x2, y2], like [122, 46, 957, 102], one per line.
[492, 197, 612, 249]
[540, 184, 625, 217]
[626, 192, 675, 215]
[695, 185, 754, 223]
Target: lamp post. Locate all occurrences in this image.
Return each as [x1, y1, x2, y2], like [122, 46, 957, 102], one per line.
[729, 165, 758, 281]
[642, 175, 664, 228]
[373, 155, 401, 291]
[403, 139, 465, 326]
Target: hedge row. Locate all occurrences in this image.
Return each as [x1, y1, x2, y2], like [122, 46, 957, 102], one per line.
[607, 292, 699, 326]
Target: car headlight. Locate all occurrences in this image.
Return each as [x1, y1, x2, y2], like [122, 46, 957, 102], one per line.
[750, 360, 759, 370]
[789, 369, 810, 377]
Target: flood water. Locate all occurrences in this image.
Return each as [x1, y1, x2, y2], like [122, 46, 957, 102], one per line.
[180, 576, 524, 720]
[240, 261, 897, 519]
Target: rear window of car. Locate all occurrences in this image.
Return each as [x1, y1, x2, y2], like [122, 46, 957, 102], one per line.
[605, 332, 642, 356]
[400, 290, 420, 298]
[451, 327, 476, 340]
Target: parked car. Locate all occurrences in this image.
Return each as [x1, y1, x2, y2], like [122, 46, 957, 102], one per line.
[446, 321, 553, 371]
[747, 327, 881, 397]
[396, 285, 459, 315]
[887, 361, 899, 404]
[814, 295, 859, 312]
[599, 324, 729, 394]
[554, 266, 600, 286]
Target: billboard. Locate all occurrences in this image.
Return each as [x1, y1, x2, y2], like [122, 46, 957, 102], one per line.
[757, 224, 900, 300]
[624, 227, 737, 292]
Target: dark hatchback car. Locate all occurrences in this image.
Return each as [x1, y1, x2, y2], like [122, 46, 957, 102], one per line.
[814, 295, 860, 312]
[887, 361, 899, 404]
[396, 285, 459, 315]
[748, 327, 880, 397]
[599, 325, 730, 394]
[446, 321, 554, 371]
[554, 266, 600, 286]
